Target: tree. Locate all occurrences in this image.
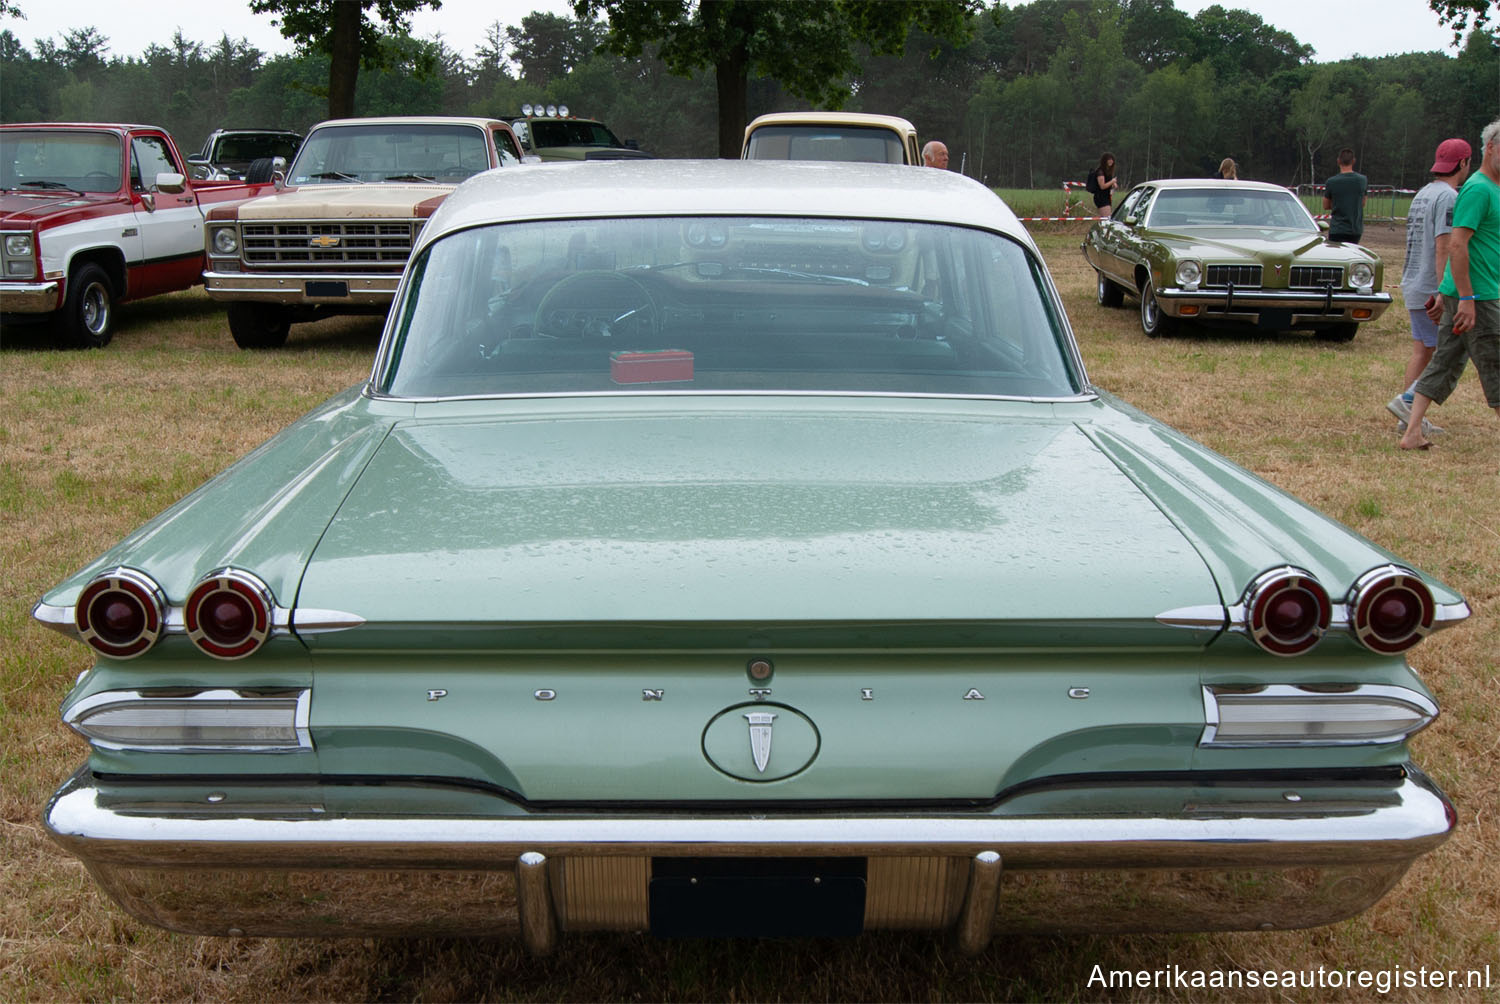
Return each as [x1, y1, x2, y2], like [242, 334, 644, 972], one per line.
[573, 0, 975, 158]
[506, 11, 601, 86]
[1429, 0, 1495, 44]
[247, 0, 440, 118]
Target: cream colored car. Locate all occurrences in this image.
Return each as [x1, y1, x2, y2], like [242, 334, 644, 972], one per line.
[204, 116, 528, 348]
[741, 111, 920, 166]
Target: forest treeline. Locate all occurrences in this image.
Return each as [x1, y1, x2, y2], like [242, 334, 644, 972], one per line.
[1, 0, 1496, 189]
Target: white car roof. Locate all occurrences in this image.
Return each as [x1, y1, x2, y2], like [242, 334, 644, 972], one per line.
[308, 116, 507, 130]
[418, 160, 1030, 250]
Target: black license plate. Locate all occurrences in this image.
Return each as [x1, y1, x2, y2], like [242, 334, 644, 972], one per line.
[649, 857, 866, 938]
[305, 280, 349, 298]
[1257, 307, 1293, 330]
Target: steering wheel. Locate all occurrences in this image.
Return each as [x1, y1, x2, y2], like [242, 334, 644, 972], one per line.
[534, 271, 658, 340]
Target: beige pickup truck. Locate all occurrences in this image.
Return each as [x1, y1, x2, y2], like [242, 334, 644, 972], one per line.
[741, 112, 921, 166]
[203, 116, 528, 348]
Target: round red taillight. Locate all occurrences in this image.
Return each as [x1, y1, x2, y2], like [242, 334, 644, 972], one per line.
[74, 568, 166, 659]
[1350, 566, 1435, 654]
[185, 569, 273, 659]
[1244, 567, 1331, 656]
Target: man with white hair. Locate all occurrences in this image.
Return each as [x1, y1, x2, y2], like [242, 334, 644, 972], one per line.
[921, 140, 948, 169]
[1399, 118, 1500, 451]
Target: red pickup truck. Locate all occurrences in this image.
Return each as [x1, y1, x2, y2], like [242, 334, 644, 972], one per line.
[0, 122, 277, 347]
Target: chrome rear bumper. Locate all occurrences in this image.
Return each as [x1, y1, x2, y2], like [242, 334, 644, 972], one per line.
[46, 766, 1453, 950]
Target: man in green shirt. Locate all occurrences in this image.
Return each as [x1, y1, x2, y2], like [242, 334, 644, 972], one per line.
[1400, 118, 1500, 450]
[1322, 147, 1367, 243]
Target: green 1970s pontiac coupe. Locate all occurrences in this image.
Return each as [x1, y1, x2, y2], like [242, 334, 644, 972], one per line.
[1083, 178, 1392, 340]
[39, 161, 1460, 951]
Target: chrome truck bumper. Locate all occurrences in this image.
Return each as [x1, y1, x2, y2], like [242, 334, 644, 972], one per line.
[203, 270, 400, 307]
[46, 765, 1453, 952]
[0, 279, 62, 313]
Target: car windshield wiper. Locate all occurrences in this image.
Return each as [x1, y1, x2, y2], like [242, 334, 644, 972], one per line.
[18, 180, 82, 193]
[310, 171, 363, 183]
[732, 266, 869, 286]
[384, 173, 436, 183]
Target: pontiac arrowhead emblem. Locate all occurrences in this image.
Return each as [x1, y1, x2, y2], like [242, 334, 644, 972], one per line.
[744, 711, 777, 773]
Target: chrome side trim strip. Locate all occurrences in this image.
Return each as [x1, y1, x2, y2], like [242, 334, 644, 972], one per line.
[1200, 684, 1439, 748]
[36, 601, 362, 644]
[1433, 600, 1472, 627]
[1155, 605, 1227, 630]
[62, 689, 313, 753]
[31, 601, 81, 640]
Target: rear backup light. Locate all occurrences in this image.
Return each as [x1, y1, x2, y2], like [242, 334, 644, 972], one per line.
[1349, 565, 1435, 654]
[65, 689, 311, 751]
[1244, 567, 1331, 656]
[185, 568, 274, 659]
[1202, 684, 1437, 746]
[75, 568, 167, 659]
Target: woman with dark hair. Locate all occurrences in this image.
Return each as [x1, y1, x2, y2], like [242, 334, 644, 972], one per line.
[1086, 152, 1119, 217]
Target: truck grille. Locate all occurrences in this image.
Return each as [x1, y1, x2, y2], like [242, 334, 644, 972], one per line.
[241, 221, 417, 268]
[1289, 266, 1343, 288]
[1204, 265, 1261, 288]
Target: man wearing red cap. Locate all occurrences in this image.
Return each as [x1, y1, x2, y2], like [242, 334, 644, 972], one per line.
[1400, 120, 1500, 450]
[1387, 137, 1472, 437]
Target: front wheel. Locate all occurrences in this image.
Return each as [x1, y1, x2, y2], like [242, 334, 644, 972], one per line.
[1096, 271, 1125, 308]
[1315, 322, 1358, 342]
[54, 262, 114, 348]
[227, 302, 291, 349]
[1139, 280, 1178, 338]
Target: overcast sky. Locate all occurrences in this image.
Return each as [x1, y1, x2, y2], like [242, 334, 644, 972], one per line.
[1, 0, 1465, 66]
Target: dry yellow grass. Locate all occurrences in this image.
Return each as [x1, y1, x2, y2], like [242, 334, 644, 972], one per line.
[1, 230, 1496, 1001]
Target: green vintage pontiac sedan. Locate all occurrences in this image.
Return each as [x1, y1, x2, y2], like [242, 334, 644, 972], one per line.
[1082, 178, 1392, 340]
[38, 161, 1463, 951]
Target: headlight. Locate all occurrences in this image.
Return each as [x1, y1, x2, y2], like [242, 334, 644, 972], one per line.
[211, 227, 239, 255]
[1175, 260, 1201, 287]
[5, 233, 34, 256]
[1349, 262, 1374, 289]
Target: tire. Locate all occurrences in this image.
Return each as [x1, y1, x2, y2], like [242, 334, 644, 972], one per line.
[227, 302, 292, 349]
[54, 262, 114, 348]
[1096, 271, 1125, 308]
[1139, 280, 1178, 338]
[245, 158, 275, 184]
[1315, 322, 1358, 342]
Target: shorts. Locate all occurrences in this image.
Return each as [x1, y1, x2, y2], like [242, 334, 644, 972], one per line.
[1407, 307, 1439, 348]
[1413, 296, 1500, 409]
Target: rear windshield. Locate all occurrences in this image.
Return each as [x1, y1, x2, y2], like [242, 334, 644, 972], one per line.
[288, 124, 491, 184]
[526, 120, 624, 148]
[377, 216, 1081, 400]
[0, 130, 122, 193]
[745, 126, 907, 165]
[215, 133, 302, 164]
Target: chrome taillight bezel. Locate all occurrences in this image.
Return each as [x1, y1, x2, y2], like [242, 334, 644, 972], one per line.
[1349, 565, 1436, 654]
[74, 567, 167, 659]
[1244, 566, 1332, 657]
[184, 568, 274, 660]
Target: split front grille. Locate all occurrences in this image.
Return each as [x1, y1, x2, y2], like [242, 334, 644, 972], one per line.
[1205, 265, 1261, 288]
[1289, 266, 1344, 288]
[1202, 264, 1348, 290]
[241, 220, 417, 268]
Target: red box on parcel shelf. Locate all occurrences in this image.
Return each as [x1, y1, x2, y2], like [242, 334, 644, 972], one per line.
[610, 349, 694, 384]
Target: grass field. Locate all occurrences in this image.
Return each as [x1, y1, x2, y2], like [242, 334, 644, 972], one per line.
[1, 221, 1496, 1002]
